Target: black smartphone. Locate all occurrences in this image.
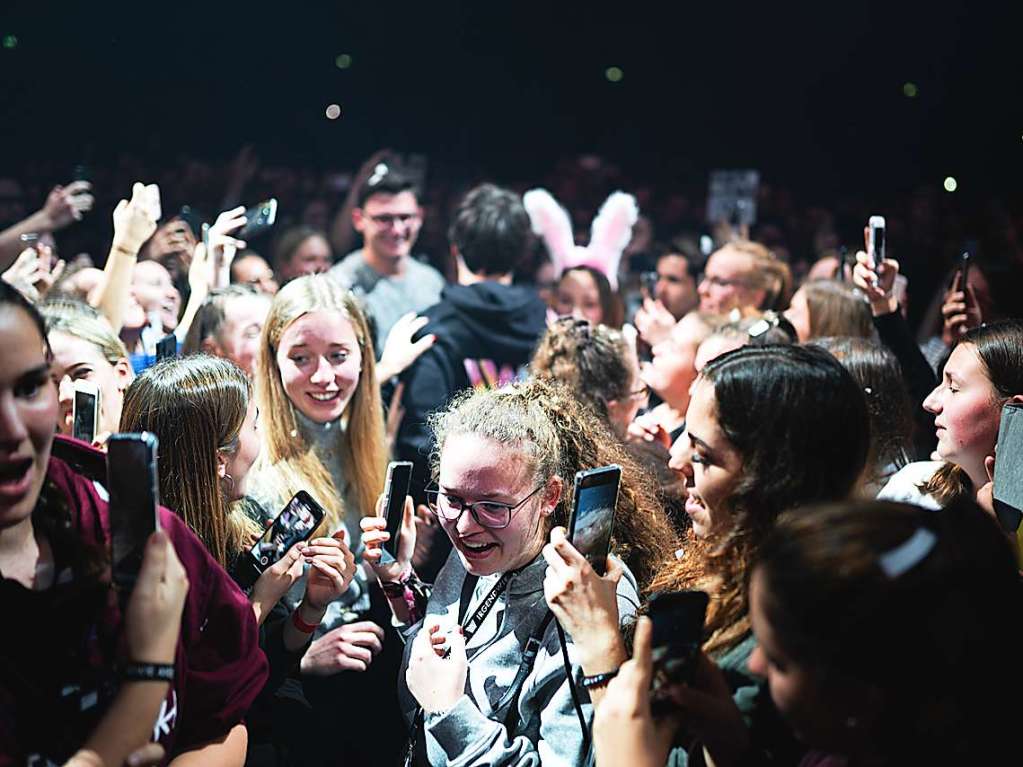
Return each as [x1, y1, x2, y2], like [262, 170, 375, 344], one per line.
[993, 403, 1023, 534]
[235, 491, 326, 588]
[955, 251, 971, 292]
[648, 590, 709, 708]
[178, 206, 204, 239]
[107, 433, 161, 592]
[72, 381, 100, 444]
[156, 334, 177, 362]
[71, 164, 92, 184]
[867, 215, 885, 270]
[382, 461, 413, 558]
[238, 198, 278, 240]
[567, 465, 621, 576]
[641, 271, 659, 299]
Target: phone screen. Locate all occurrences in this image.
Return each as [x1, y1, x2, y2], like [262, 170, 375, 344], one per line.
[994, 403, 1023, 533]
[569, 465, 621, 576]
[107, 433, 160, 591]
[239, 199, 278, 239]
[649, 590, 709, 701]
[239, 491, 326, 586]
[382, 461, 413, 557]
[73, 390, 98, 444]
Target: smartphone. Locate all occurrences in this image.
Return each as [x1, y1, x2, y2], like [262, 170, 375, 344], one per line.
[178, 206, 204, 239]
[107, 433, 161, 592]
[641, 271, 659, 299]
[993, 403, 1023, 534]
[867, 215, 885, 270]
[238, 198, 278, 239]
[72, 380, 100, 444]
[18, 232, 39, 245]
[381, 461, 413, 558]
[235, 491, 326, 588]
[567, 465, 621, 576]
[648, 590, 709, 707]
[155, 334, 177, 362]
[71, 164, 92, 184]
[955, 251, 971, 292]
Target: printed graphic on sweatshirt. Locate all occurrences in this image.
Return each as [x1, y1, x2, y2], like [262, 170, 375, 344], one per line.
[463, 359, 526, 390]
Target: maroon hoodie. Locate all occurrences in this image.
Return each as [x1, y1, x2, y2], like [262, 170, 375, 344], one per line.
[0, 450, 268, 765]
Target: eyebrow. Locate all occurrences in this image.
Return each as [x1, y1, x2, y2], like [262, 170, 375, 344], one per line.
[18, 363, 51, 380]
[688, 431, 715, 454]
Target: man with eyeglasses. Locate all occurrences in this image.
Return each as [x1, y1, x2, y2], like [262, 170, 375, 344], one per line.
[328, 165, 444, 347]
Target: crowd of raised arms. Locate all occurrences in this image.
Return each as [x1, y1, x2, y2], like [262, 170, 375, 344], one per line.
[1, 148, 1021, 767]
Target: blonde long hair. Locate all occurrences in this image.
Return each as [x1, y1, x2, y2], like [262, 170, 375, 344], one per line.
[255, 275, 387, 535]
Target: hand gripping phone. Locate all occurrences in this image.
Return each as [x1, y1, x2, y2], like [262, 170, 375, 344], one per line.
[235, 491, 326, 588]
[238, 198, 278, 240]
[567, 465, 621, 576]
[156, 334, 177, 362]
[381, 461, 414, 560]
[72, 380, 100, 444]
[107, 433, 161, 592]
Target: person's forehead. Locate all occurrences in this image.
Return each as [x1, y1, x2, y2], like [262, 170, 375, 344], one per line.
[133, 260, 172, 283]
[362, 190, 419, 214]
[707, 248, 753, 276]
[0, 307, 49, 380]
[658, 253, 690, 276]
[224, 295, 270, 325]
[945, 343, 984, 380]
[440, 434, 532, 486]
[237, 255, 272, 277]
[280, 311, 357, 345]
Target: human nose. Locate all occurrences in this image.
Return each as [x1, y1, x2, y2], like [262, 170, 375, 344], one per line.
[57, 375, 74, 405]
[309, 356, 334, 385]
[0, 392, 28, 446]
[747, 643, 766, 676]
[668, 435, 694, 484]
[454, 504, 486, 535]
[923, 384, 942, 415]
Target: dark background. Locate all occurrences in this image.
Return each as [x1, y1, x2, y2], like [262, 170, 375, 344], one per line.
[1, 0, 1019, 201]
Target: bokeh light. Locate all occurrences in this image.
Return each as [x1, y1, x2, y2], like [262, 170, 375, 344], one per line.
[335, 54, 352, 70]
[902, 82, 918, 98]
[605, 66, 623, 83]
[943, 176, 958, 193]
[2, 35, 18, 50]
[325, 103, 342, 120]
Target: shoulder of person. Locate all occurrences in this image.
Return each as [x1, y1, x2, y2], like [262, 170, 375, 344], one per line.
[877, 460, 944, 510]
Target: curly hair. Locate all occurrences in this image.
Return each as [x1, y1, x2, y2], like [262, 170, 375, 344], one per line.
[429, 377, 677, 588]
[650, 344, 870, 653]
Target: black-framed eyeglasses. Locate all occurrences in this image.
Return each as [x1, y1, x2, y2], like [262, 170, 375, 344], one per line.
[425, 485, 544, 530]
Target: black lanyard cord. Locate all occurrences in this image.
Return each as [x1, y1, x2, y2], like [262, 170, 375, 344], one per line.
[556, 621, 592, 754]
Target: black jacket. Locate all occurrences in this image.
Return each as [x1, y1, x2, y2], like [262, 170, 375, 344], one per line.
[395, 282, 546, 549]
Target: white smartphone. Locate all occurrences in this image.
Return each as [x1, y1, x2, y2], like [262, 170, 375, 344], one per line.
[867, 215, 886, 270]
[72, 380, 100, 444]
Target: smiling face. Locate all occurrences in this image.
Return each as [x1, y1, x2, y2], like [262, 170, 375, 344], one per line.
[131, 260, 181, 332]
[923, 343, 1001, 484]
[668, 377, 743, 538]
[275, 310, 362, 423]
[49, 331, 132, 438]
[0, 306, 59, 530]
[555, 269, 604, 325]
[353, 190, 423, 266]
[436, 433, 559, 576]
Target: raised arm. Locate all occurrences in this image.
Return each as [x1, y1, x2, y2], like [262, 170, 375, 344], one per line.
[0, 181, 94, 270]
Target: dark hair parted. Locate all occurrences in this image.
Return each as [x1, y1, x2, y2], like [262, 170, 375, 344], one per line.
[757, 500, 1022, 763]
[923, 319, 1023, 504]
[651, 344, 870, 652]
[429, 377, 678, 588]
[448, 183, 531, 277]
[560, 266, 625, 328]
[813, 336, 912, 487]
[530, 318, 631, 421]
[355, 166, 417, 208]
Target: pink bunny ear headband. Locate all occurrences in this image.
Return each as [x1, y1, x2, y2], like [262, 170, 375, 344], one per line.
[523, 188, 638, 291]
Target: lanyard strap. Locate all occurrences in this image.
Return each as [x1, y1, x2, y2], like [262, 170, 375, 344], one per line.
[457, 570, 513, 645]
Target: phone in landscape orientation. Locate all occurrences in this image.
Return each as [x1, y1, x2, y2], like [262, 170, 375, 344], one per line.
[107, 433, 161, 592]
[993, 403, 1023, 534]
[156, 334, 177, 362]
[954, 251, 971, 292]
[238, 198, 278, 240]
[648, 590, 709, 709]
[867, 215, 885, 270]
[72, 380, 100, 444]
[235, 491, 326, 589]
[381, 461, 414, 559]
[567, 465, 621, 576]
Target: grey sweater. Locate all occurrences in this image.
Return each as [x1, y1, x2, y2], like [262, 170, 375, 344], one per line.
[397, 550, 640, 767]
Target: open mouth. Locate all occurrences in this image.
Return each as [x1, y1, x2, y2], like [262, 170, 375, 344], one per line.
[458, 539, 498, 560]
[0, 457, 33, 497]
[684, 492, 706, 518]
[307, 390, 340, 403]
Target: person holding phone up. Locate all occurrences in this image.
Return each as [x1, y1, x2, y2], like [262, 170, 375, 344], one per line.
[361, 377, 676, 767]
[0, 281, 267, 765]
[546, 345, 872, 766]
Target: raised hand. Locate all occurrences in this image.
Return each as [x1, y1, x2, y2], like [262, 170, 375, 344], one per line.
[41, 181, 94, 230]
[634, 298, 676, 347]
[302, 533, 358, 610]
[300, 620, 385, 675]
[376, 312, 437, 381]
[406, 618, 467, 713]
[360, 494, 417, 583]
[112, 183, 160, 255]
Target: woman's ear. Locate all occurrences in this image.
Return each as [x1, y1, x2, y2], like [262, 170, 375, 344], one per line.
[216, 450, 228, 478]
[114, 359, 134, 394]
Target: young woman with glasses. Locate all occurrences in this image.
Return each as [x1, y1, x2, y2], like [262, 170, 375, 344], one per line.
[360, 377, 677, 767]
